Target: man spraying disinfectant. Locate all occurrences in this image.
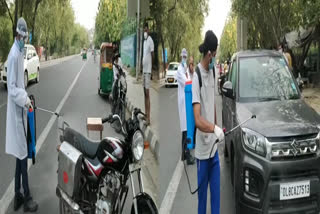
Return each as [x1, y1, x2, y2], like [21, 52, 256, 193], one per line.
[5, 17, 38, 212]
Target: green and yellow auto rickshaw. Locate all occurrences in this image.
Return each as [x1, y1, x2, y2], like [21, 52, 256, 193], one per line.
[98, 43, 114, 95]
[82, 48, 87, 60]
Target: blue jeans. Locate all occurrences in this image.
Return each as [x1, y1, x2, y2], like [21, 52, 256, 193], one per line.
[15, 157, 30, 198]
[197, 151, 220, 214]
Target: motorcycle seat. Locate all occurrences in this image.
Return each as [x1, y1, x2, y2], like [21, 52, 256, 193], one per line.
[62, 127, 100, 159]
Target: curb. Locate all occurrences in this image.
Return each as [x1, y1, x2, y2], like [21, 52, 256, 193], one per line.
[126, 97, 159, 162]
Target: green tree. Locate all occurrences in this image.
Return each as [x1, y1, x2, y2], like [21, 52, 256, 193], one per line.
[94, 0, 127, 46]
[219, 14, 237, 62]
[153, 0, 209, 62]
[231, 0, 320, 75]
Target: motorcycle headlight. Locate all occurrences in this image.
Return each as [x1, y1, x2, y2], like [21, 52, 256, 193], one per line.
[242, 128, 266, 157]
[132, 131, 144, 162]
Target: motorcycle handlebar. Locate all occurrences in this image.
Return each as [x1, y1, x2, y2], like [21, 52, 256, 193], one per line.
[133, 108, 145, 117]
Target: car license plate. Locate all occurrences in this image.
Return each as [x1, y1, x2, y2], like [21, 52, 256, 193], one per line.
[279, 180, 310, 200]
[168, 78, 173, 83]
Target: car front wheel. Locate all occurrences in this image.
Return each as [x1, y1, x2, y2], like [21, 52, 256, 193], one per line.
[36, 68, 40, 83]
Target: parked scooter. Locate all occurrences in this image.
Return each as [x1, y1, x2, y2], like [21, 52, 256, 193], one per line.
[37, 107, 158, 214]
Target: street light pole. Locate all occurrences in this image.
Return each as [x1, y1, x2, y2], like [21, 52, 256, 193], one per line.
[136, 0, 140, 81]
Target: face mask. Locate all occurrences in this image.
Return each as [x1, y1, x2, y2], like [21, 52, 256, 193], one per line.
[182, 58, 187, 66]
[209, 57, 215, 70]
[18, 38, 25, 51]
[144, 32, 148, 40]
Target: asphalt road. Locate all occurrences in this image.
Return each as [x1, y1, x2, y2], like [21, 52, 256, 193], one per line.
[0, 54, 152, 213]
[158, 69, 235, 214]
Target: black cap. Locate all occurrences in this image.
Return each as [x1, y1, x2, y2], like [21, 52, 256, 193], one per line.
[199, 30, 218, 54]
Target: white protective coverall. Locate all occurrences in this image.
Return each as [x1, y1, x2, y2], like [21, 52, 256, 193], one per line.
[176, 63, 190, 132]
[6, 39, 29, 160]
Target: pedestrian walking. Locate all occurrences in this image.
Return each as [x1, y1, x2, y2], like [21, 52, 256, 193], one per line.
[192, 30, 224, 214]
[142, 23, 154, 125]
[5, 17, 38, 212]
[176, 49, 195, 165]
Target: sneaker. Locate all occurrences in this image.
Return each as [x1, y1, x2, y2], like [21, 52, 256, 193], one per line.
[24, 197, 38, 212]
[14, 193, 24, 211]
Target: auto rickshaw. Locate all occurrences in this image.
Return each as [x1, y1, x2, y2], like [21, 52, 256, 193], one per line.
[98, 43, 114, 95]
[82, 48, 87, 60]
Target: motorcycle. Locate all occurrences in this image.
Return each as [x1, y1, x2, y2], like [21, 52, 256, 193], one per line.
[55, 108, 158, 214]
[111, 64, 127, 133]
[217, 73, 226, 95]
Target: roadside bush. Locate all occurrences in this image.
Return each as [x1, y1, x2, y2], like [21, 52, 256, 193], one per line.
[0, 16, 13, 64]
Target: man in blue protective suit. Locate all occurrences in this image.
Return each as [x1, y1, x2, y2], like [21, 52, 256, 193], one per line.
[5, 17, 38, 212]
[192, 30, 224, 214]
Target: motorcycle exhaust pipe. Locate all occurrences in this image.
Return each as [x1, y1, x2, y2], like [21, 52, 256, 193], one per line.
[56, 187, 83, 213]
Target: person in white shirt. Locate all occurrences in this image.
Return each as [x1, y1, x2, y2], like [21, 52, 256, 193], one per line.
[176, 48, 195, 165]
[192, 30, 224, 214]
[142, 23, 154, 125]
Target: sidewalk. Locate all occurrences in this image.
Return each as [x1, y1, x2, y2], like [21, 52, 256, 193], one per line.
[302, 87, 320, 113]
[124, 72, 160, 204]
[125, 71, 160, 157]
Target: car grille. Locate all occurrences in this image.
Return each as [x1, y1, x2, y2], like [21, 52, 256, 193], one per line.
[268, 134, 319, 160]
[270, 169, 318, 181]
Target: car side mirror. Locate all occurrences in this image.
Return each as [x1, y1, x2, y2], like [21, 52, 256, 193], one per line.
[222, 81, 234, 99]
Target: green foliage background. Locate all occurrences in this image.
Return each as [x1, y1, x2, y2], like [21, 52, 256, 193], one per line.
[0, 0, 89, 63]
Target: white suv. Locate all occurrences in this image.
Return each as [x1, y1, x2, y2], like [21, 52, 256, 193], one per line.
[0, 44, 40, 89]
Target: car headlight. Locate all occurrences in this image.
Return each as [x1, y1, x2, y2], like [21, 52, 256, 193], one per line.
[132, 130, 144, 162]
[242, 128, 266, 157]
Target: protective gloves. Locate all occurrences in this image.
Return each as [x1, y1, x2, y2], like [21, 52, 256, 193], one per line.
[25, 97, 33, 110]
[214, 125, 225, 142]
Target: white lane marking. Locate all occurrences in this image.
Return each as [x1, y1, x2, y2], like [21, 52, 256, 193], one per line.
[0, 60, 88, 214]
[0, 102, 6, 109]
[159, 158, 184, 214]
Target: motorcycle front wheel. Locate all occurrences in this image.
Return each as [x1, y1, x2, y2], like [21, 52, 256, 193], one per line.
[130, 193, 158, 214]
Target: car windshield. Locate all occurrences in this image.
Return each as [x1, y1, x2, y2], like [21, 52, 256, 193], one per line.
[168, 64, 178, 71]
[239, 56, 300, 102]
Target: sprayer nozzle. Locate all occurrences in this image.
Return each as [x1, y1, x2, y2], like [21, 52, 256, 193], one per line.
[252, 115, 256, 119]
